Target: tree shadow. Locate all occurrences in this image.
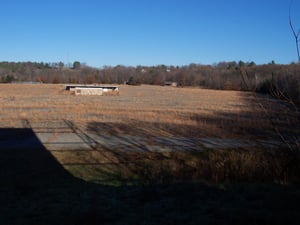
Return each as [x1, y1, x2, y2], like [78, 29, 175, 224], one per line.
[85, 120, 300, 224]
[235, 92, 300, 147]
[182, 91, 300, 146]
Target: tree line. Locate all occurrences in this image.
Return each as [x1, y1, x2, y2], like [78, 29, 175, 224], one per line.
[0, 61, 299, 104]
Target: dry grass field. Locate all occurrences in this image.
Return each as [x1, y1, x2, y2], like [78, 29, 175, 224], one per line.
[1, 84, 300, 225]
[0, 83, 298, 138]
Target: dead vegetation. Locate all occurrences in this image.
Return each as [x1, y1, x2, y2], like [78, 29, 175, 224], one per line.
[0, 83, 298, 139]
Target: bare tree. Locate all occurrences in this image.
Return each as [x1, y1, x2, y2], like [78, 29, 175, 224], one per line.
[289, 1, 300, 62]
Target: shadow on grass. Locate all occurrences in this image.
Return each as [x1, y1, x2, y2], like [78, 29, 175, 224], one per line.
[1, 119, 300, 224]
[86, 121, 300, 184]
[237, 92, 300, 146]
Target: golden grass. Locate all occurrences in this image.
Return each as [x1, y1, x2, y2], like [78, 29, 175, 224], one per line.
[0, 83, 297, 141]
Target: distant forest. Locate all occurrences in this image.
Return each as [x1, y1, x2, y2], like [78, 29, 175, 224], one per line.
[0, 61, 299, 104]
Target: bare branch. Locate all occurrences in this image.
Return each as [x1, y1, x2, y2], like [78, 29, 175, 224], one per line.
[289, 15, 297, 37]
[289, 1, 300, 62]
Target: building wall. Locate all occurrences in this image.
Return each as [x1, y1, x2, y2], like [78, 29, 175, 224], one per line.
[74, 87, 103, 96]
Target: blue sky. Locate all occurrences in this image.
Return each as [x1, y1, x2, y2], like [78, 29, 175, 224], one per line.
[0, 0, 299, 67]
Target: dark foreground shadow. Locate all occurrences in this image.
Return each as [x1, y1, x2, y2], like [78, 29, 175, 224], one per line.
[0, 128, 72, 183]
[1, 128, 300, 225]
[0, 128, 85, 224]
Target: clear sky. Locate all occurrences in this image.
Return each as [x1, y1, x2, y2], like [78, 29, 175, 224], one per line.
[0, 0, 299, 67]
